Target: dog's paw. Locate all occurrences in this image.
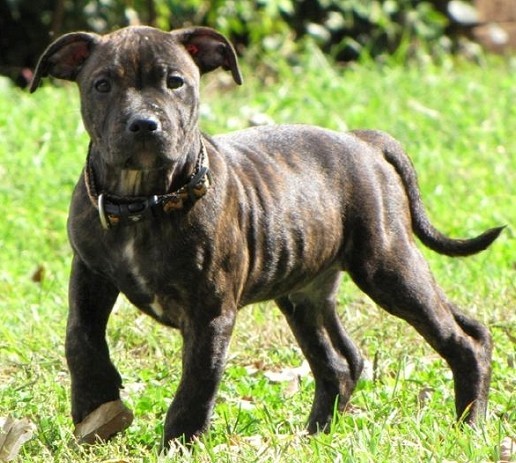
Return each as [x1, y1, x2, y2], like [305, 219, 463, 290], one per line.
[74, 400, 134, 444]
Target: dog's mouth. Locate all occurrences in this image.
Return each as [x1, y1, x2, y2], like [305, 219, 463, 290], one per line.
[108, 129, 174, 170]
[122, 151, 169, 170]
[112, 140, 174, 171]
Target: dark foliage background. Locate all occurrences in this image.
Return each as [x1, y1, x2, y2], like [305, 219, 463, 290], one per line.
[0, 0, 466, 86]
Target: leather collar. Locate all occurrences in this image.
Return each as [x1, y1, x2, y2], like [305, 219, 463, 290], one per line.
[84, 142, 210, 229]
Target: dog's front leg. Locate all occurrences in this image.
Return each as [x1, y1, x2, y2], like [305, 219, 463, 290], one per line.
[66, 254, 132, 442]
[163, 308, 236, 447]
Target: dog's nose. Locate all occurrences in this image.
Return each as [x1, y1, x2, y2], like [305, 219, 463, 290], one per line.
[127, 116, 160, 134]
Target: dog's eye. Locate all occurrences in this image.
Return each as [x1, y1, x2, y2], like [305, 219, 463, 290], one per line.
[94, 79, 111, 93]
[167, 75, 184, 90]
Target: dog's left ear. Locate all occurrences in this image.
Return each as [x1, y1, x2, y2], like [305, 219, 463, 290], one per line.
[174, 27, 243, 85]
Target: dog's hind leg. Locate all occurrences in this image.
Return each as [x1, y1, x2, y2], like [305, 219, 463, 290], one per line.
[346, 232, 492, 424]
[276, 271, 364, 433]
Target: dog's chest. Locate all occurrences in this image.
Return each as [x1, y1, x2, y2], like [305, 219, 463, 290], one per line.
[110, 235, 188, 327]
[121, 239, 152, 294]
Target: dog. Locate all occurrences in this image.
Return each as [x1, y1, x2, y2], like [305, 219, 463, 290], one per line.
[30, 25, 502, 448]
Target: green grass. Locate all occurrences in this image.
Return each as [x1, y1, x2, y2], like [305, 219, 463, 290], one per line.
[0, 51, 514, 462]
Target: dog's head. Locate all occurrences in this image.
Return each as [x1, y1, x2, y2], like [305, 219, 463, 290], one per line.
[30, 26, 242, 170]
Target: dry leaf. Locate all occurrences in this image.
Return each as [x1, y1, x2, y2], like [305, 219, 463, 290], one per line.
[262, 361, 310, 399]
[263, 369, 296, 383]
[74, 400, 133, 444]
[30, 264, 45, 283]
[236, 397, 255, 411]
[417, 387, 434, 408]
[284, 375, 300, 398]
[499, 436, 515, 462]
[263, 360, 310, 383]
[121, 381, 146, 396]
[243, 434, 265, 448]
[0, 416, 36, 462]
[244, 360, 266, 375]
[360, 358, 374, 381]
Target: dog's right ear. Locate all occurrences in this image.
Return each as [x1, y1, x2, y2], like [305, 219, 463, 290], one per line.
[30, 32, 99, 93]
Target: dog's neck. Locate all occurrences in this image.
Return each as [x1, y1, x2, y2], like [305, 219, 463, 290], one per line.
[83, 138, 210, 229]
[88, 140, 203, 198]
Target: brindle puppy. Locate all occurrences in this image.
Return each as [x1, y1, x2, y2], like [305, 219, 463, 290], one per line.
[30, 26, 502, 447]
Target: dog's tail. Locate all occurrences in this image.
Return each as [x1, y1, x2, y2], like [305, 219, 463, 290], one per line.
[353, 130, 504, 257]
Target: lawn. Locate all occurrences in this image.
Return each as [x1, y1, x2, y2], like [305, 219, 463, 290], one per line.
[0, 49, 514, 462]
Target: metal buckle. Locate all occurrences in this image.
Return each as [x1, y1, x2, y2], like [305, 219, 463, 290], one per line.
[98, 193, 111, 230]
